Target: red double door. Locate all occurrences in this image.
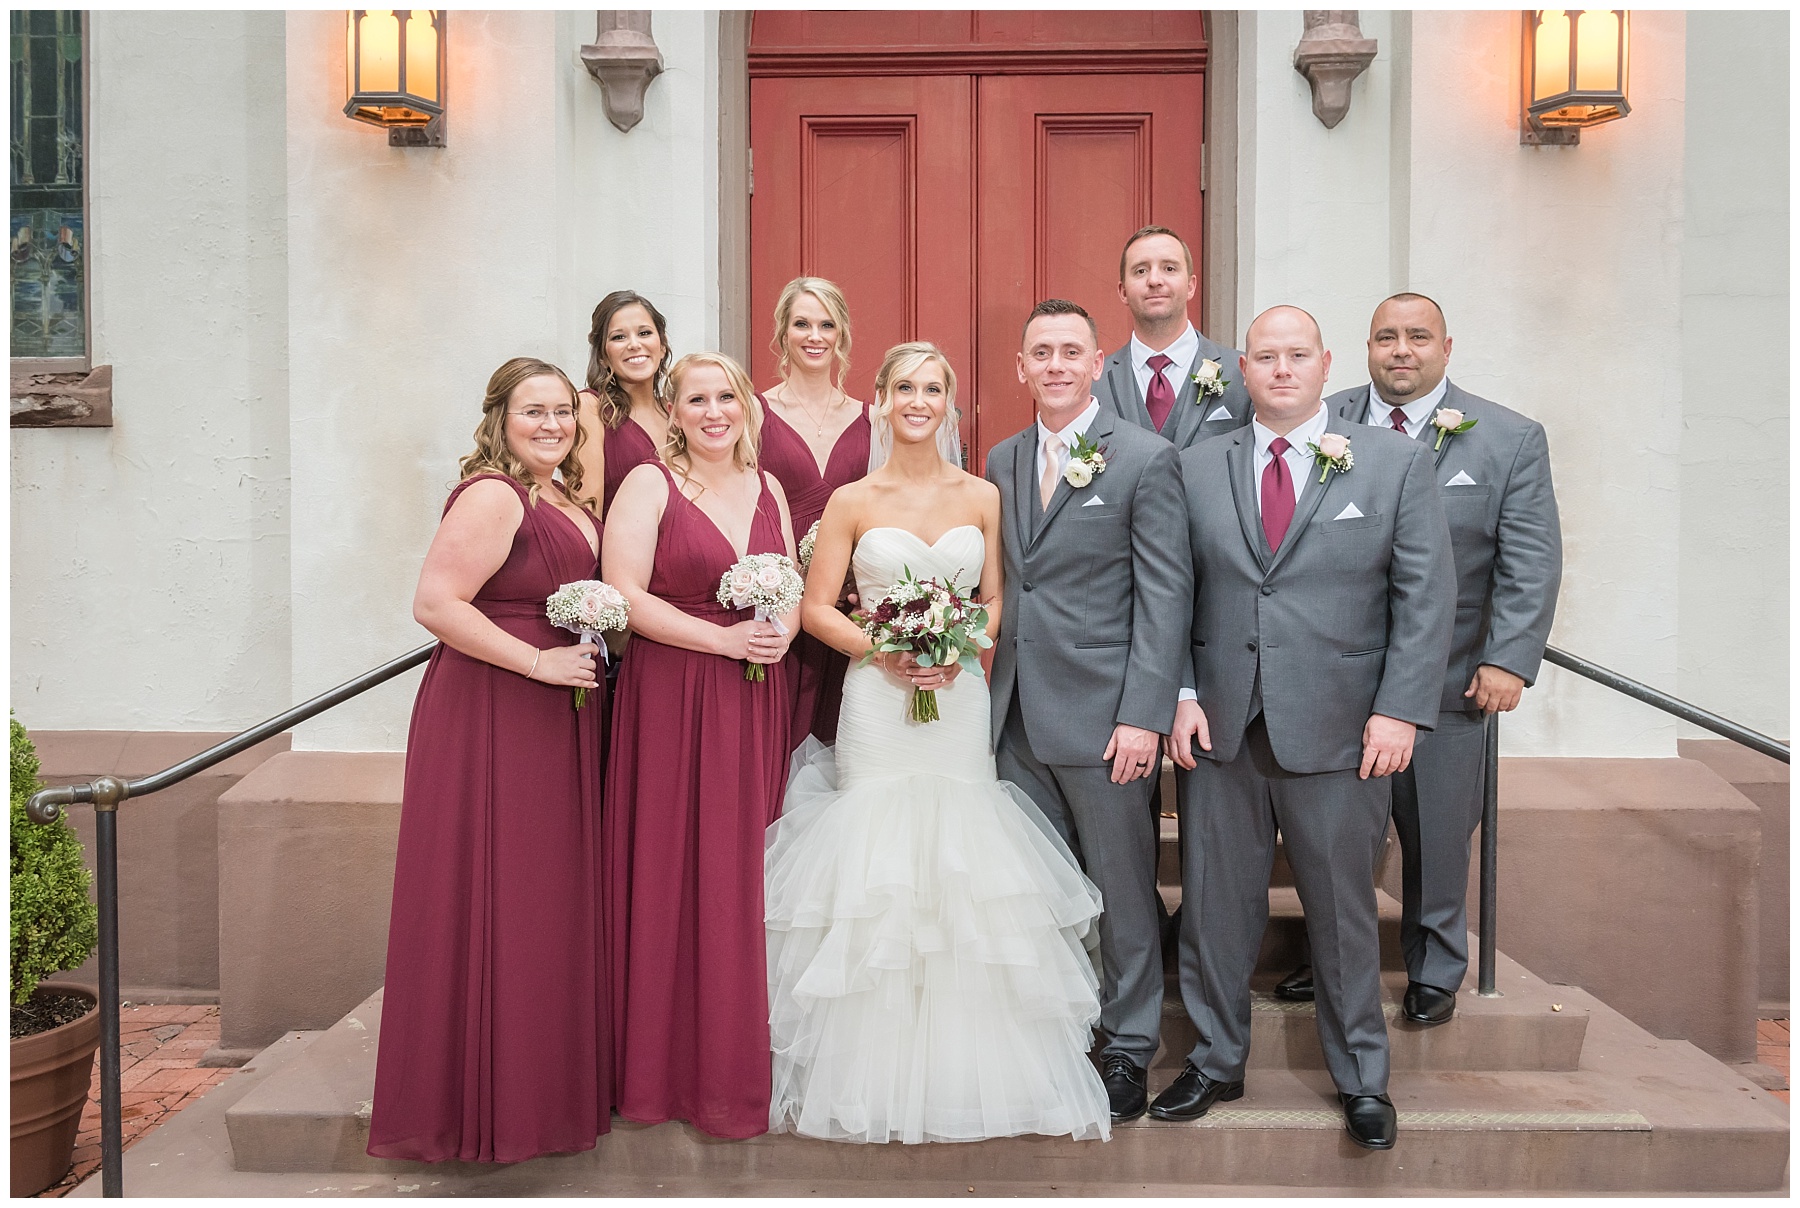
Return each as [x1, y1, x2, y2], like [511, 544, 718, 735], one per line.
[749, 12, 1208, 469]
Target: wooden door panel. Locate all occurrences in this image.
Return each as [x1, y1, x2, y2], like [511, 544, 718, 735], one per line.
[749, 75, 973, 442]
[974, 73, 1205, 464]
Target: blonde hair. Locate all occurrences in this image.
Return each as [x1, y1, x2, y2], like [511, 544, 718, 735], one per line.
[869, 341, 962, 469]
[769, 276, 852, 387]
[664, 352, 762, 477]
[459, 358, 588, 506]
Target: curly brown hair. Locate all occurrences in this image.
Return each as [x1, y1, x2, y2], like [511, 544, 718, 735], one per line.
[459, 358, 587, 506]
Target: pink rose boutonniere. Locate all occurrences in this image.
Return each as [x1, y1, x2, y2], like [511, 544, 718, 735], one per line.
[1431, 406, 1477, 451]
[1306, 432, 1354, 483]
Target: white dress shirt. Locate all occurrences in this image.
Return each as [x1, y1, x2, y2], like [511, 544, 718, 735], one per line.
[1251, 403, 1330, 517]
[1036, 397, 1101, 485]
[1128, 324, 1201, 404]
[1369, 377, 1448, 439]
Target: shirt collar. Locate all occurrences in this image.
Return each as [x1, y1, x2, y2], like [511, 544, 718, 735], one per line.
[1129, 324, 1199, 374]
[1037, 397, 1101, 447]
[1252, 403, 1329, 459]
[1371, 377, 1449, 428]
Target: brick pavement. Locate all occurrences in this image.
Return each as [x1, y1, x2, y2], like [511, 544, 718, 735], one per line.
[1756, 1016, 1789, 1104]
[35, 1003, 235, 1198]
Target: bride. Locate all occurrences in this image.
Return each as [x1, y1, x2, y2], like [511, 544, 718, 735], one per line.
[765, 341, 1111, 1144]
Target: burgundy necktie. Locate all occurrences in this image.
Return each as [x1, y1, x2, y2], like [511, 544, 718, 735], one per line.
[1389, 407, 1409, 434]
[1262, 437, 1295, 551]
[1146, 353, 1176, 432]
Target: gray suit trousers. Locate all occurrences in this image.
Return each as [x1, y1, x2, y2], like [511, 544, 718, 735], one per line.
[1177, 714, 1392, 1096]
[1391, 709, 1489, 992]
[996, 701, 1164, 1067]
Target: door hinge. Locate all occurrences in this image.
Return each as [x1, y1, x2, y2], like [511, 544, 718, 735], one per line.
[748, 147, 754, 197]
[1199, 143, 1207, 192]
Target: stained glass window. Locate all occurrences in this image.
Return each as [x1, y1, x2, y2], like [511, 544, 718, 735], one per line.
[10, 10, 85, 362]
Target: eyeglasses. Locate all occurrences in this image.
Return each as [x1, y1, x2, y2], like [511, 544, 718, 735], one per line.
[508, 407, 577, 424]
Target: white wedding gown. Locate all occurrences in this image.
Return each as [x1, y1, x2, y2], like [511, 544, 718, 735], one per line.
[765, 524, 1111, 1144]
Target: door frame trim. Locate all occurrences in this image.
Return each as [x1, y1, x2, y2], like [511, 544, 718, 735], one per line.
[748, 44, 1209, 77]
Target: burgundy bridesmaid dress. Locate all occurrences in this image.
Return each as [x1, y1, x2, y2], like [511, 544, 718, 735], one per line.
[755, 396, 871, 748]
[600, 412, 661, 517]
[604, 462, 794, 1139]
[369, 474, 609, 1163]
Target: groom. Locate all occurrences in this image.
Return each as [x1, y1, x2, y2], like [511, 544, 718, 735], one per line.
[986, 298, 1192, 1121]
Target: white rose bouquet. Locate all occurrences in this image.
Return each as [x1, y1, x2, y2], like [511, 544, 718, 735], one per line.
[716, 552, 805, 681]
[545, 579, 631, 709]
[852, 567, 993, 724]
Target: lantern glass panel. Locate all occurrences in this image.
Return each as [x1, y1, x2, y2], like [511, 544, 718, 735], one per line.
[358, 10, 400, 94]
[405, 10, 438, 103]
[1533, 11, 1571, 105]
[1575, 10, 1620, 91]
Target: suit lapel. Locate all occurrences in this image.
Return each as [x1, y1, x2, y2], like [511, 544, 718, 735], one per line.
[1011, 431, 1040, 553]
[1429, 380, 1467, 467]
[1225, 429, 1269, 574]
[1266, 412, 1353, 577]
[1108, 351, 1151, 430]
[1338, 385, 1374, 426]
[1030, 406, 1113, 550]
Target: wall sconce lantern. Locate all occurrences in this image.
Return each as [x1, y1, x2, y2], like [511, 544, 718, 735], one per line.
[345, 10, 446, 147]
[1521, 10, 1629, 146]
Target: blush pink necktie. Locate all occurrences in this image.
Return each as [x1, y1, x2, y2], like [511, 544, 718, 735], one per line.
[1262, 437, 1295, 551]
[1146, 354, 1176, 432]
[1040, 434, 1064, 510]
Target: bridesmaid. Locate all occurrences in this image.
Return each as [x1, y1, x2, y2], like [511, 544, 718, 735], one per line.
[369, 358, 608, 1163]
[755, 276, 871, 747]
[603, 351, 798, 1139]
[577, 289, 673, 517]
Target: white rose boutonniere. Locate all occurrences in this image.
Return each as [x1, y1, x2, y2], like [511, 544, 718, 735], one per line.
[1431, 406, 1477, 451]
[1190, 358, 1229, 400]
[1063, 432, 1107, 488]
[1306, 432, 1354, 483]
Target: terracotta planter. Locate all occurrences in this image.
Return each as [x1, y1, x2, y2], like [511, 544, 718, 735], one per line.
[10, 982, 100, 1197]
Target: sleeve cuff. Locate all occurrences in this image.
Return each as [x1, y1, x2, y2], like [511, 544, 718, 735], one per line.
[1178, 688, 1198, 702]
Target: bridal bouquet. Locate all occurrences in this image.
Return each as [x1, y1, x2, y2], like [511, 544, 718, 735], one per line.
[717, 552, 805, 681]
[545, 579, 630, 709]
[852, 568, 992, 723]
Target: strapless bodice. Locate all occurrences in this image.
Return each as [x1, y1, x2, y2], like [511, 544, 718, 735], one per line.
[851, 525, 985, 605]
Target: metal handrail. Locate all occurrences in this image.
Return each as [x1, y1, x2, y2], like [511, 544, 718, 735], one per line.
[25, 636, 1787, 1189]
[23, 641, 435, 1197]
[1475, 644, 1789, 997]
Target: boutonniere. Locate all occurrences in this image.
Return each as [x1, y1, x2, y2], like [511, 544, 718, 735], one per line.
[1430, 406, 1477, 451]
[1063, 432, 1108, 488]
[1190, 358, 1230, 400]
[1305, 432, 1354, 483]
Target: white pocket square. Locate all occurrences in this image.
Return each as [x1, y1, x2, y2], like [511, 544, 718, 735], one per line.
[1204, 406, 1232, 421]
[1445, 470, 1477, 486]
[1332, 503, 1364, 520]
[1081, 495, 1105, 507]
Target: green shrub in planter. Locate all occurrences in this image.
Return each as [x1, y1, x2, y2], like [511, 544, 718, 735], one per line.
[10, 717, 97, 1005]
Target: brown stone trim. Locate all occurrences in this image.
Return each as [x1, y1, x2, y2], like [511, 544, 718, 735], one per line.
[748, 45, 1209, 78]
[11, 363, 114, 428]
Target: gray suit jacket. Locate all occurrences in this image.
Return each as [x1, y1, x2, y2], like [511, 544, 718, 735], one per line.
[1179, 413, 1455, 774]
[1095, 331, 1253, 450]
[986, 405, 1193, 766]
[1331, 381, 1562, 714]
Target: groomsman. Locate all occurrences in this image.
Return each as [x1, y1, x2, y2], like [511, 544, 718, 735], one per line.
[1094, 225, 1252, 448]
[1159, 306, 1454, 1149]
[1271, 294, 1560, 1025]
[986, 299, 1192, 1122]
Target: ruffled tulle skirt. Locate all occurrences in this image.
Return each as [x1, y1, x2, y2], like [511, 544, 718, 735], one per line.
[765, 734, 1111, 1144]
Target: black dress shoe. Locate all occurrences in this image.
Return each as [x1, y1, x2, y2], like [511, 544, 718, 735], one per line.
[1273, 963, 1315, 1002]
[1147, 1063, 1245, 1121]
[1100, 1054, 1148, 1121]
[1402, 982, 1456, 1025]
[1339, 1093, 1397, 1149]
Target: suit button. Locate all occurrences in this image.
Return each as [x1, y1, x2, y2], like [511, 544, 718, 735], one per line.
[1023, 581, 1034, 592]
[1261, 587, 1274, 596]
[1247, 642, 1257, 651]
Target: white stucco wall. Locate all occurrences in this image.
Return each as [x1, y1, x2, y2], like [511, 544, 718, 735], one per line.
[10, 11, 291, 731]
[286, 10, 719, 750]
[1677, 10, 1789, 741]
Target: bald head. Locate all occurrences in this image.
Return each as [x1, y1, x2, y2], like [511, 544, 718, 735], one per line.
[1240, 305, 1331, 433]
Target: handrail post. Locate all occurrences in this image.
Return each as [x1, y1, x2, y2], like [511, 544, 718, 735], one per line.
[1476, 713, 1499, 997]
[89, 776, 128, 1196]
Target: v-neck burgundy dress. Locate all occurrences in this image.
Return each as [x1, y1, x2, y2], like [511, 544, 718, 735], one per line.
[604, 462, 794, 1139]
[369, 474, 609, 1163]
[756, 396, 871, 748]
[595, 403, 662, 517]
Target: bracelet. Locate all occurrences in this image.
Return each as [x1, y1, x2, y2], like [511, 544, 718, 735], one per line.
[525, 648, 541, 680]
